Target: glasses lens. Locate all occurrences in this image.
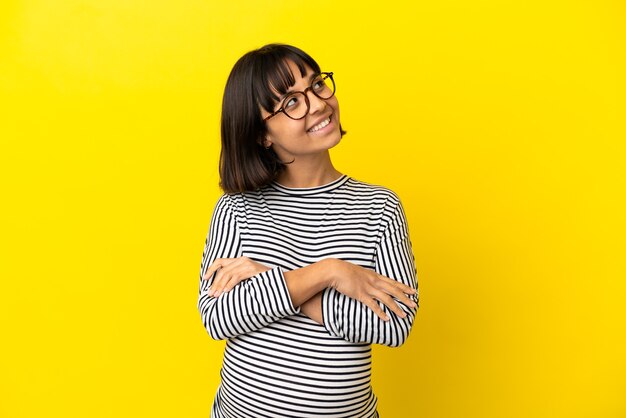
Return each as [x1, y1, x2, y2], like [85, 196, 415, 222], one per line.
[311, 73, 335, 99]
[282, 92, 308, 120]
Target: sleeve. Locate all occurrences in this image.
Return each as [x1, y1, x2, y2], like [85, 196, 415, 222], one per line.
[321, 197, 419, 347]
[197, 194, 300, 340]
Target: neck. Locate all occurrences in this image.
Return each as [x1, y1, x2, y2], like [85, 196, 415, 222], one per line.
[275, 152, 342, 188]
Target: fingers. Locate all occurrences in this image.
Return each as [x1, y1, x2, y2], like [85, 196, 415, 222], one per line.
[203, 258, 240, 297]
[207, 260, 246, 297]
[371, 290, 407, 319]
[203, 258, 235, 281]
[364, 273, 417, 320]
[386, 284, 417, 309]
[377, 275, 417, 308]
[379, 274, 416, 295]
[212, 264, 254, 296]
[204, 257, 271, 297]
[361, 297, 390, 322]
[333, 265, 416, 321]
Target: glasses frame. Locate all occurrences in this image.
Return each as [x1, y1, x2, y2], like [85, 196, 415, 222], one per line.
[263, 72, 335, 122]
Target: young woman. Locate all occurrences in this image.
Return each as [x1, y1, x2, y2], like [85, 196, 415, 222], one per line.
[198, 43, 419, 418]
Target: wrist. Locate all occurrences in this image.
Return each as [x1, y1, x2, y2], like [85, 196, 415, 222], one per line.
[319, 258, 339, 288]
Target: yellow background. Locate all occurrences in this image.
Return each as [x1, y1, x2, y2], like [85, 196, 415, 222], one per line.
[1, 1, 625, 417]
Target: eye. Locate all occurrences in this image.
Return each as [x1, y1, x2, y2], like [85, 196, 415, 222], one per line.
[284, 95, 300, 109]
[312, 76, 326, 91]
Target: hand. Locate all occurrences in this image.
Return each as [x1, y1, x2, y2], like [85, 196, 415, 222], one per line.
[327, 259, 417, 321]
[203, 257, 271, 297]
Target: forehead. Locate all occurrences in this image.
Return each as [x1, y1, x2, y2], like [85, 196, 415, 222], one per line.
[285, 60, 312, 78]
[257, 59, 315, 111]
[268, 60, 313, 93]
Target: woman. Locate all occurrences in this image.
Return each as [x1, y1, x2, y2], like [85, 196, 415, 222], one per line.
[198, 43, 418, 418]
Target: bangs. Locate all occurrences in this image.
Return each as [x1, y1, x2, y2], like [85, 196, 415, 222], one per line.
[252, 45, 321, 113]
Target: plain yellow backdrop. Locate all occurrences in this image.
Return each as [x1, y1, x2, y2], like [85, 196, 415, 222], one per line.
[1, 1, 625, 417]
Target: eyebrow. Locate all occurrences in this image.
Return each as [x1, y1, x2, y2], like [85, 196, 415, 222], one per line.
[278, 73, 318, 103]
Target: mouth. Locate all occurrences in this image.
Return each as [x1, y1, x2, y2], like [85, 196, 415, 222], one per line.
[307, 114, 333, 133]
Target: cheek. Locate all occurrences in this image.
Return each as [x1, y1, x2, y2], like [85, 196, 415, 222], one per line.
[267, 120, 305, 143]
[330, 98, 341, 121]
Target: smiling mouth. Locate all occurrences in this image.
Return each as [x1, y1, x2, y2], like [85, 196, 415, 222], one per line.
[307, 115, 332, 133]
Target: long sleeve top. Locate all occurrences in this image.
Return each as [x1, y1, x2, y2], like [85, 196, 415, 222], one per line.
[198, 175, 418, 418]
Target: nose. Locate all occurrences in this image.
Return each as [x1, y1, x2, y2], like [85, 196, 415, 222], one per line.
[306, 90, 326, 114]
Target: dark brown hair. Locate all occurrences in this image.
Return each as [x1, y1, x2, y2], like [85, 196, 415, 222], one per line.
[219, 43, 344, 193]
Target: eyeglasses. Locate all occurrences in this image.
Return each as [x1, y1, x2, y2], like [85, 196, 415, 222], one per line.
[263, 72, 335, 121]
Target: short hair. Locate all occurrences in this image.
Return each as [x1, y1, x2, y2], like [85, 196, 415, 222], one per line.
[219, 43, 344, 194]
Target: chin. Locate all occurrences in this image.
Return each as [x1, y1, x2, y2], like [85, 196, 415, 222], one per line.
[323, 131, 342, 151]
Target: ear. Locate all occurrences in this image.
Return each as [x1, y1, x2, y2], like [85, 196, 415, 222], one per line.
[262, 138, 272, 149]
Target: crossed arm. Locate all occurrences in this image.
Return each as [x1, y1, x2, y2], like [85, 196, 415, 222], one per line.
[204, 257, 415, 323]
[198, 194, 418, 346]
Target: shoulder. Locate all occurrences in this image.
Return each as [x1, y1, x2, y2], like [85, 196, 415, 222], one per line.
[214, 191, 246, 208]
[343, 177, 402, 207]
[213, 187, 268, 215]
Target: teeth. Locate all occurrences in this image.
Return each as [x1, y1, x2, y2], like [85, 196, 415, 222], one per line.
[309, 117, 330, 132]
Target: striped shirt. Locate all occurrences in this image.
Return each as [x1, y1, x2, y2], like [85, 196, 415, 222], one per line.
[198, 175, 418, 418]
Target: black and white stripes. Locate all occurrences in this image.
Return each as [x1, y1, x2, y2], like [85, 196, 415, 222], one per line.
[198, 175, 418, 418]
